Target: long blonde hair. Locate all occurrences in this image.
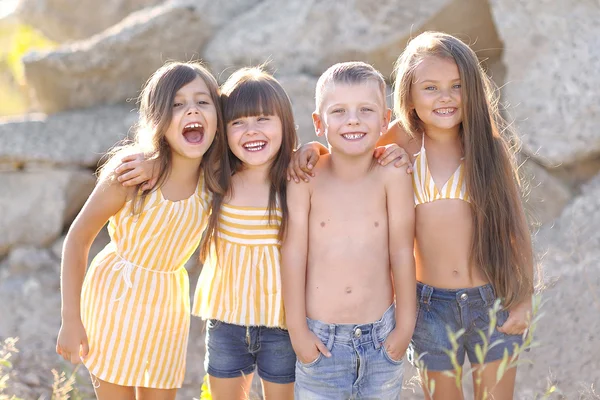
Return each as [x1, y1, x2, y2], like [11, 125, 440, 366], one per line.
[99, 61, 225, 214]
[393, 31, 534, 308]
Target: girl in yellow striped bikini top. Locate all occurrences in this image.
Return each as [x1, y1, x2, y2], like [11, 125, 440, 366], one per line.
[412, 134, 469, 205]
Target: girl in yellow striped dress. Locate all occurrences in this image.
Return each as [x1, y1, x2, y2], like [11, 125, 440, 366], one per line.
[56, 61, 226, 399]
[192, 67, 298, 400]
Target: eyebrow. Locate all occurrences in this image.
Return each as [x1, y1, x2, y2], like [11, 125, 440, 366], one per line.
[415, 78, 461, 84]
[175, 91, 211, 97]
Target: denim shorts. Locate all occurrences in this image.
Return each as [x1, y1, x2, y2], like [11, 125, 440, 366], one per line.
[407, 282, 524, 371]
[295, 304, 404, 400]
[204, 319, 296, 384]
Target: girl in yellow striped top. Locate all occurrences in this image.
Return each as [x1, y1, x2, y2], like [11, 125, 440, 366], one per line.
[56, 61, 226, 399]
[192, 66, 298, 400]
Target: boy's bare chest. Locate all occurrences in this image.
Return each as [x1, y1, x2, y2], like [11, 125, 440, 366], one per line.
[309, 181, 388, 233]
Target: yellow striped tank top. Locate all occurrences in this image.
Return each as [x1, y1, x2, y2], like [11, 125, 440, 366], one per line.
[80, 175, 210, 389]
[413, 135, 470, 205]
[192, 203, 285, 328]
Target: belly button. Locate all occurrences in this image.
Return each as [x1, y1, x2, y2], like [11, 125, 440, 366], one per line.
[374, 221, 379, 227]
[320, 221, 326, 227]
[345, 287, 352, 294]
[453, 270, 459, 276]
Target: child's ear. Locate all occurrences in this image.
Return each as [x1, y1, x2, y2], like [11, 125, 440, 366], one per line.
[312, 112, 325, 137]
[381, 108, 392, 134]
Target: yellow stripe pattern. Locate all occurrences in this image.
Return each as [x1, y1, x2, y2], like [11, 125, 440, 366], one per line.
[192, 203, 285, 328]
[413, 141, 469, 206]
[80, 176, 210, 389]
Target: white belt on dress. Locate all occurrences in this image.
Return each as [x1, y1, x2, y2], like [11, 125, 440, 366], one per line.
[111, 253, 183, 302]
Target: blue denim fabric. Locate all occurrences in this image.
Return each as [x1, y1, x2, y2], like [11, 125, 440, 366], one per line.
[204, 320, 296, 384]
[407, 282, 524, 371]
[295, 304, 404, 400]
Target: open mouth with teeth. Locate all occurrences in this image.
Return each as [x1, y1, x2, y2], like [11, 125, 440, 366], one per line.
[182, 122, 204, 144]
[242, 140, 267, 152]
[433, 107, 457, 116]
[342, 132, 366, 141]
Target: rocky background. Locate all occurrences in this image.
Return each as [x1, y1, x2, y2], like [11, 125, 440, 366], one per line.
[0, 0, 599, 399]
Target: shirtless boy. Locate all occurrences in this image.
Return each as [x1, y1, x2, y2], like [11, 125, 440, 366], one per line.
[282, 61, 416, 400]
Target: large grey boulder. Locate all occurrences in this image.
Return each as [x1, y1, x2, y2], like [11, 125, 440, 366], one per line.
[517, 173, 600, 397]
[490, 0, 600, 168]
[0, 105, 135, 169]
[278, 74, 319, 145]
[522, 158, 572, 226]
[15, 0, 164, 42]
[203, 0, 502, 79]
[0, 169, 95, 257]
[20, 0, 266, 114]
[22, 2, 212, 114]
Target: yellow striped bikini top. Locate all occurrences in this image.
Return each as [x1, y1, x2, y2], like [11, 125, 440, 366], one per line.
[412, 135, 470, 206]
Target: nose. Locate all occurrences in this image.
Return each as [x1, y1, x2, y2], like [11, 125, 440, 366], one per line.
[346, 110, 360, 125]
[186, 103, 200, 115]
[245, 119, 260, 134]
[439, 88, 451, 102]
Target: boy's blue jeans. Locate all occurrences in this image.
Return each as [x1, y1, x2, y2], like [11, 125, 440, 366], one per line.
[295, 304, 404, 400]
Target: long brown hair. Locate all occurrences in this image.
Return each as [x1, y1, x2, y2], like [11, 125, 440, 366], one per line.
[200, 66, 298, 261]
[393, 31, 534, 308]
[99, 61, 225, 214]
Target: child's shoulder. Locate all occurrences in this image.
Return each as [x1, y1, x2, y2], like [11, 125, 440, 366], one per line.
[374, 159, 412, 188]
[388, 119, 421, 155]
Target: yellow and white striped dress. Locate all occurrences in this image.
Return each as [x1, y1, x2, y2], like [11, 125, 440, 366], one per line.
[80, 176, 210, 389]
[192, 204, 285, 328]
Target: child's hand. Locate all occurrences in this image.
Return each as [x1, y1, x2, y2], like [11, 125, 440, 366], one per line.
[291, 328, 331, 364]
[56, 319, 89, 364]
[287, 143, 321, 183]
[373, 144, 412, 173]
[497, 298, 532, 336]
[115, 153, 157, 190]
[383, 328, 408, 362]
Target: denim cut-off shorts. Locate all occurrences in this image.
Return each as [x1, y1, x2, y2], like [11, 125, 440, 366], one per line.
[295, 304, 404, 400]
[407, 282, 524, 371]
[204, 319, 296, 384]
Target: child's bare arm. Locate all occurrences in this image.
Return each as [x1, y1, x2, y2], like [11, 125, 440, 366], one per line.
[383, 165, 417, 361]
[287, 141, 329, 183]
[115, 153, 159, 190]
[57, 176, 130, 364]
[281, 180, 330, 363]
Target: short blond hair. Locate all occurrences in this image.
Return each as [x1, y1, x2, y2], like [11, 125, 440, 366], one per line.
[315, 61, 386, 114]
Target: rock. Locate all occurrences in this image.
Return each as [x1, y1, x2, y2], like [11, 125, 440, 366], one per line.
[20, 371, 41, 387]
[539, 173, 600, 264]
[22, 2, 213, 114]
[203, 0, 502, 79]
[521, 158, 573, 226]
[0, 169, 95, 257]
[14, 0, 164, 42]
[51, 228, 111, 266]
[0, 105, 135, 168]
[489, 0, 600, 168]
[7, 247, 57, 274]
[278, 74, 319, 145]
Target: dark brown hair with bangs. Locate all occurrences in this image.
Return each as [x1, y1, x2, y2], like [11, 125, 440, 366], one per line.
[200, 66, 298, 261]
[393, 31, 535, 309]
[99, 61, 225, 214]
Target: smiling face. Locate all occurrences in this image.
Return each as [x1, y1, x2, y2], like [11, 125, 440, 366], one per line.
[164, 76, 218, 161]
[313, 80, 389, 156]
[226, 113, 283, 168]
[410, 56, 462, 135]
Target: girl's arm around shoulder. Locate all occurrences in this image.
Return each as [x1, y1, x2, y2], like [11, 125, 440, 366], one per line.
[381, 162, 416, 361]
